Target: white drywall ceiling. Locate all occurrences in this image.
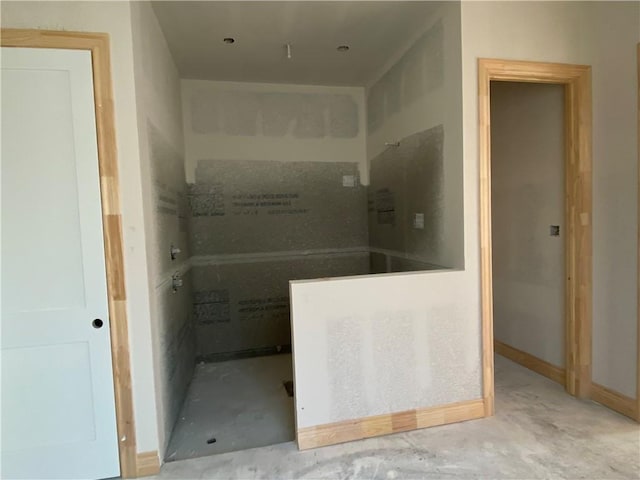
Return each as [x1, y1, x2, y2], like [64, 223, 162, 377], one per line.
[151, 1, 442, 86]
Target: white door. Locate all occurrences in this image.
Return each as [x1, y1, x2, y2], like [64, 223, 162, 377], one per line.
[1, 47, 119, 479]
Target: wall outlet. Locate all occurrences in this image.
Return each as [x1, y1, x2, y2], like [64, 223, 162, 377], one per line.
[342, 175, 356, 187]
[413, 213, 425, 229]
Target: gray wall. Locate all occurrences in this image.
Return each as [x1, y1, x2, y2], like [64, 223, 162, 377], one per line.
[368, 125, 445, 272]
[147, 125, 196, 432]
[366, 5, 464, 271]
[181, 82, 370, 360]
[130, 1, 195, 454]
[188, 159, 369, 360]
[190, 160, 368, 255]
[490, 82, 565, 367]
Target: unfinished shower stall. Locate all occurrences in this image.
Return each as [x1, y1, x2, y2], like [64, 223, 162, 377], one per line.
[133, 0, 466, 463]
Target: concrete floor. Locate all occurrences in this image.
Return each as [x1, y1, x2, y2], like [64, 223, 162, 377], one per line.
[165, 354, 295, 461]
[153, 355, 640, 479]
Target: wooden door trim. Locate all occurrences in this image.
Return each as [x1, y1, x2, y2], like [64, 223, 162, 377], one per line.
[1, 29, 138, 477]
[636, 43, 640, 421]
[478, 59, 593, 415]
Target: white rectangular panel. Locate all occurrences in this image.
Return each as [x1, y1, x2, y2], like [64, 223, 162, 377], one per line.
[2, 342, 96, 451]
[2, 68, 86, 313]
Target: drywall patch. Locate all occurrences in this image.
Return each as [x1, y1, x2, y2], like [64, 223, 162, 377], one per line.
[381, 64, 402, 117]
[402, 38, 427, 107]
[328, 95, 359, 138]
[261, 92, 297, 136]
[423, 19, 444, 93]
[221, 92, 260, 136]
[403, 19, 444, 107]
[367, 19, 444, 133]
[189, 90, 359, 139]
[293, 95, 326, 138]
[372, 311, 417, 412]
[366, 81, 385, 133]
[190, 91, 219, 134]
[328, 315, 365, 420]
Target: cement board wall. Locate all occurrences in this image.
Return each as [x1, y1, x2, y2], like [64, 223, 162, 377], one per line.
[368, 125, 445, 270]
[188, 159, 369, 359]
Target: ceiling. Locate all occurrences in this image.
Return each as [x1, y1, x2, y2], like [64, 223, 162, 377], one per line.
[151, 1, 441, 86]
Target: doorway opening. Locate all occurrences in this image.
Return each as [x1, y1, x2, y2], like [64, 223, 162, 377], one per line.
[478, 59, 593, 415]
[490, 80, 569, 391]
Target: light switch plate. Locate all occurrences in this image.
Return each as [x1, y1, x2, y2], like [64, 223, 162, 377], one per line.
[413, 213, 425, 229]
[550, 225, 560, 236]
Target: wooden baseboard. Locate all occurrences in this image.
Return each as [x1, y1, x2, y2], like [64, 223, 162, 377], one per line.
[297, 398, 485, 450]
[591, 383, 638, 421]
[135, 451, 160, 477]
[494, 340, 565, 385]
[495, 341, 639, 421]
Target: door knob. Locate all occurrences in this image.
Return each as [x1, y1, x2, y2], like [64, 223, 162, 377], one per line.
[92, 319, 104, 329]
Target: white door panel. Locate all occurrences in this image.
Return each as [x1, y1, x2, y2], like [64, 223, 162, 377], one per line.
[1, 47, 119, 479]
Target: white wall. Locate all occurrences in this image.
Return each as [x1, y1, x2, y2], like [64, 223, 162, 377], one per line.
[291, 270, 480, 428]
[491, 82, 565, 367]
[366, 1, 464, 269]
[461, 1, 639, 398]
[181, 80, 367, 183]
[130, 1, 192, 458]
[0, 1, 160, 453]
